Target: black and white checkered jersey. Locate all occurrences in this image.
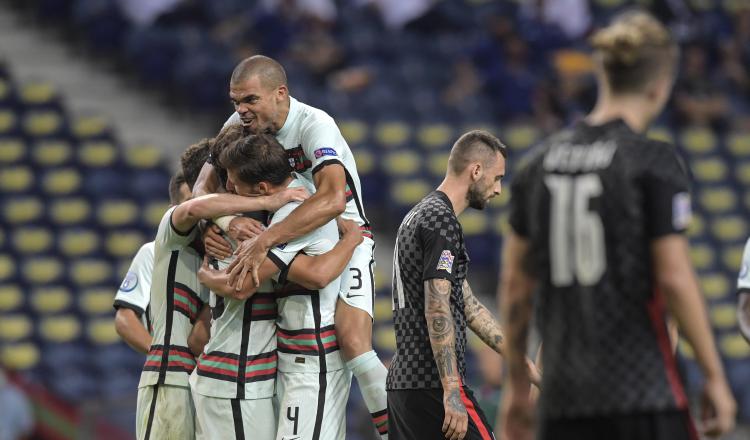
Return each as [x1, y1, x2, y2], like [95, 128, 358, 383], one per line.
[509, 119, 692, 418]
[387, 191, 470, 390]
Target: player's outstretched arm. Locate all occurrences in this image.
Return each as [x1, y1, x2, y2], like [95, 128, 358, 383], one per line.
[114, 309, 152, 354]
[652, 235, 736, 437]
[425, 278, 467, 440]
[738, 292, 750, 344]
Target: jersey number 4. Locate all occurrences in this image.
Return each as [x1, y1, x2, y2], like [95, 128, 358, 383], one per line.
[545, 174, 606, 287]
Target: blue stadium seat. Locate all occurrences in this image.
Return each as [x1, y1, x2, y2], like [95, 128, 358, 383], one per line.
[128, 169, 170, 200]
[83, 168, 127, 198]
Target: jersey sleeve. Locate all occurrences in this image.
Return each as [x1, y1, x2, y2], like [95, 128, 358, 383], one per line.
[265, 201, 333, 275]
[223, 112, 241, 128]
[643, 145, 692, 238]
[300, 117, 347, 176]
[738, 237, 750, 291]
[113, 242, 154, 315]
[420, 218, 462, 283]
[156, 206, 199, 248]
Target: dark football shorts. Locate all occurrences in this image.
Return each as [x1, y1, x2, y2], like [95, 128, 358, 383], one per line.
[538, 409, 698, 440]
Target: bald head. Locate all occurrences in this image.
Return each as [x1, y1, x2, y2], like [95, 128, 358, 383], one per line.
[231, 55, 288, 90]
[447, 130, 507, 175]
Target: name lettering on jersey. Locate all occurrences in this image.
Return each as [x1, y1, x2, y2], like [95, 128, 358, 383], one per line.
[436, 250, 455, 274]
[543, 141, 617, 173]
[119, 271, 138, 292]
[286, 145, 312, 173]
[672, 192, 692, 230]
[313, 147, 337, 158]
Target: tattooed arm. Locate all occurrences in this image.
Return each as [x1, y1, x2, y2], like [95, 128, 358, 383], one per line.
[425, 278, 468, 440]
[462, 280, 506, 355]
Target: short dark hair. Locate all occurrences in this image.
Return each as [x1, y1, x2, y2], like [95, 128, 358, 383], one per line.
[168, 170, 186, 204]
[219, 134, 291, 186]
[180, 138, 211, 190]
[208, 124, 246, 187]
[230, 55, 288, 90]
[448, 130, 507, 174]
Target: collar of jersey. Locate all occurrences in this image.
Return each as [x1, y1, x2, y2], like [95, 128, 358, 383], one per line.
[277, 96, 300, 138]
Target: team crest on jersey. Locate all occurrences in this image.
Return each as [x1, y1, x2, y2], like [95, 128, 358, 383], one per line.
[286, 145, 312, 173]
[436, 250, 454, 274]
[313, 147, 337, 158]
[119, 271, 138, 292]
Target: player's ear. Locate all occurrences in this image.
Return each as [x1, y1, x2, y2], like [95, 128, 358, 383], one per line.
[470, 162, 482, 182]
[258, 181, 270, 195]
[276, 85, 288, 102]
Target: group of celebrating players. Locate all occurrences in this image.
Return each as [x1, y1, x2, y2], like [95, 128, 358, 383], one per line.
[112, 9, 743, 440]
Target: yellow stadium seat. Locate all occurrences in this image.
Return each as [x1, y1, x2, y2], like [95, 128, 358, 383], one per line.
[0, 109, 18, 134]
[0, 315, 32, 342]
[690, 244, 715, 271]
[735, 161, 750, 185]
[72, 114, 109, 139]
[124, 143, 162, 169]
[87, 318, 120, 345]
[391, 179, 431, 205]
[719, 334, 750, 359]
[492, 212, 510, 236]
[374, 122, 410, 148]
[3, 197, 43, 224]
[80, 287, 115, 315]
[105, 230, 145, 258]
[49, 198, 91, 225]
[0, 284, 23, 312]
[710, 304, 737, 329]
[647, 127, 675, 144]
[698, 187, 737, 213]
[22, 256, 64, 284]
[677, 339, 694, 359]
[339, 120, 368, 145]
[488, 187, 510, 210]
[417, 123, 453, 150]
[31, 286, 72, 314]
[42, 168, 82, 195]
[503, 123, 540, 152]
[0, 166, 33, 193]
[373, 266, 389, 291]
[0, 343, 40, 370]
[687, 213, 705, 238]
[0, 254, 17, 282]
[58, 229, 100, 257]
[722, 244, 744, 272]
[32, 139, 73, 166]
[373, 326, 396, 352]
[13, 227, 54, 254]
[427, 151, 450, 178]
[700, 273, 730, 300]
[679, 126, 718, 155]
[353, 149, 375, 175]
[143, 201, 170, 228]
[727, 131, 750, 157]
[98, 200, 138, 227]
[78, 141, 118, 167]
[460, 211, 489, 236]
[711, 216, 746, 242]
[383, 150, 421, 176]
[23, 110, 63, 137]
[0, 138, 25, 164]
[70, 259, 113, 286]
[39, 315, 81, 343]
[373, 297, 392, 322]
[19, 80, 57, 105]
[691, 158, 727, 183]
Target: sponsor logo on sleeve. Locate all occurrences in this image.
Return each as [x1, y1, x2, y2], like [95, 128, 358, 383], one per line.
[119, 271, 138, 292]
[672, 192, 692, 231]
[313, 147, 337, 158]
[436, 250, 455, 274]
[276, 243, 288, 250]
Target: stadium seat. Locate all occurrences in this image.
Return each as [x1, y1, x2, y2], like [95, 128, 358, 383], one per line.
[129, 169, 170, 200]
[390, 179, 431, 207]
[69, 258, 114, 287]
[0, 342, 40, 371]
[42, 167, 83, 196]
[0, 109, 19, 135]
[373, 325, 396, 353]
[689, 242, 716, 271]
[352, 148, 376, 177]
[699, 273, 731, 300]
[22, 109, 65, 138]
[31, 139, 73, 167]
[2, 196, 44, 224]
[488, 188, 510, 211]
[12, 226, 54, 255]
[0, 254, 17, 283]
[698, 186, 736, 213]
[503, 123, 540, 152]
[0, 314, 33, 342]
[687, 212, 705, 239]
[492, 212, 511, 236]
[123, 142, 162, 169]
[57, 228, 100, 257]
[709, 303, 737, 330]
[38, 315, 81, 343]
[719, 334, 750, 359]
[142, 201, 170, 228]
[721, 244, 744, 273]
[727, 131, 750, 158]
[48, 197, 92, 226]
[97, 200, 139, 228]
[21, 255, 64, 285]
[19, 80, 59, 108]
[30, 285, 73, 315]
[374, 121, 411, 149]
[427, 151, 450, 179]
[0, 137, 25, 165]
[78, 140, 119, 168]
[71, 114, 111, 140]
[87, 317, 120, 345]
[679, 126, 718, 155]
[0, 165, 34, 193]
[711, 216, 747, 242]
[105, 229, 145, 258]
[383, 150, 422, 176]
[592, 0, 629, 9]
[373, 298, 392, 323]
[691, 157, 727, 183]
[0, 284, 23, 313]
[339, 119, 369, 145]
[417, 123, 453, 150]
[79, 287, 116, 316]
[460, 210, 489, 236]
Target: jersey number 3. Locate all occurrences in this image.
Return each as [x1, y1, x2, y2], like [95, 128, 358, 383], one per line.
[545, 174, 606, 287]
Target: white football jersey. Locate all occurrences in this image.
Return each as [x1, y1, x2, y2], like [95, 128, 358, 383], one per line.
[114, 241, 154, 330]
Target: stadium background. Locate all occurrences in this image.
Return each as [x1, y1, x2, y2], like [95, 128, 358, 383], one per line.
[0, 0, 748, 438]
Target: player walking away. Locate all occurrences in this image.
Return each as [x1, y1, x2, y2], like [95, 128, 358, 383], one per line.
[196, 55, 389, 439]
[388, 130, 512, 440]
[135, 140, 307, 440]
[113, 171, 192, 354]
[499, 11, 736, 440]
[736, 238, 750, 344]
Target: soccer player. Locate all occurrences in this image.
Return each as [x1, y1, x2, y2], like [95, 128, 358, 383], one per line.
[113, 171, 191, 354]
[199, 134, 356, 439]
[499, 11, 736, 440]
[197, 55, 389, 438]
[388, 130, 510, 440]
[135, 140, 306, 440]
[737, 237, 750, 344]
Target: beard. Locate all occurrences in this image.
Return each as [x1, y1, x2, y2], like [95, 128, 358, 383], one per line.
[467, 181, 490, 210]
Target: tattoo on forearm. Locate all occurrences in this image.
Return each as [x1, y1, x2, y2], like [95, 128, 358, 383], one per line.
[446, 388, 464, 411]
[425, 279, 460, 388]
[462, 280, 506, 354]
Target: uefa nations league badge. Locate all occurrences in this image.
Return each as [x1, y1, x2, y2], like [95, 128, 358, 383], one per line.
[119, 271, 138, 292]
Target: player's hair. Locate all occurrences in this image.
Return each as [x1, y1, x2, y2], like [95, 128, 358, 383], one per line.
[448, 130, 507, 175]
[180, 138, 211, 190]
[219, 133, 291, 186]
[168, 170, 187, 204]
[590, 10, 677, 94]
[230, 55, 288, 90]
